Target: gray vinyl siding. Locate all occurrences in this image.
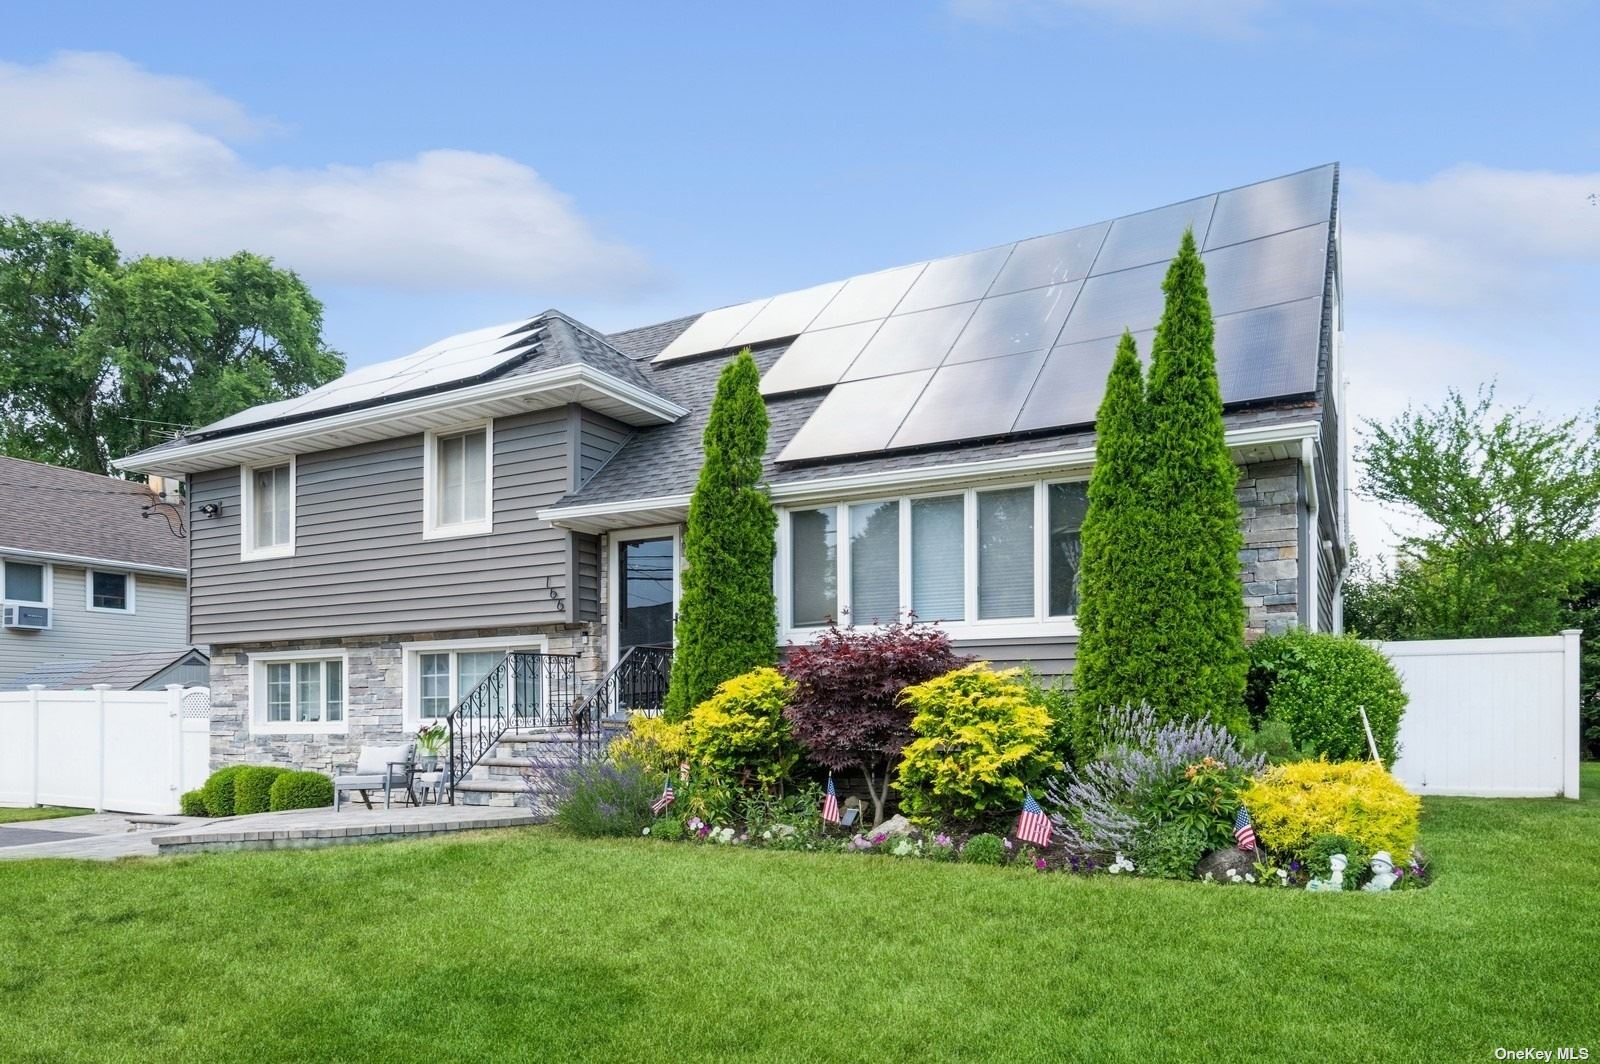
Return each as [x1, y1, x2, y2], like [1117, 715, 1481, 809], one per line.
[954, 635, 1078, 680]
[0, 565, 188, 684]
[576, 410, 631, 488]
[187, 408, 579, 644]
[574, 533, 601, 622]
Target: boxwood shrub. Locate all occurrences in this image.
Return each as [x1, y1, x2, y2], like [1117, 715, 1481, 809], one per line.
[179, 789, 208, 817]
[234, 766, 289, 815]
[199, 765, 252, 817]
[268, 770, 334, 812]
[1247, 629, 1408, 765]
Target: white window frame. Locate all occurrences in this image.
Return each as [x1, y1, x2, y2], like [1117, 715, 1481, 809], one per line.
[240, 457, 296, 561]
[606, 525, 681, 667]
[422, 422, 494, 540]
[84, 569, 136, 614]
[776, 475, 1088, 644]
[400, 634, 549, 728]
[247, 648, 349, 735]
[1, 558, 53, 629]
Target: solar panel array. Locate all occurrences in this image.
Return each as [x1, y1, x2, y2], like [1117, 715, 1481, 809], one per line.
[197, 318, 545, 435]
[654, 165, 1335, 464]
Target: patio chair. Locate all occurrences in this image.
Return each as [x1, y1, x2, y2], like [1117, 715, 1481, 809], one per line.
[333, 742, 416, 811]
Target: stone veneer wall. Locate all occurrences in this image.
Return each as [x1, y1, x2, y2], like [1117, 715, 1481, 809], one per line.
[1237, 458, 1304, 638]
[209, 623, 606, 773]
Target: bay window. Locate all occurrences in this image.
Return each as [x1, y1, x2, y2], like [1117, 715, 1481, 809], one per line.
[783, 477, 1088, 634]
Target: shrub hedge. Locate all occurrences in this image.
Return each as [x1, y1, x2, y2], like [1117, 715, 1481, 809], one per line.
[199, 765, 252, 818]
[687, 667, 800, 790]
[1243, 760, 1420, 861]
[267, 771, 334, 812]
[179, 790, 208, 817]
[1247, 629, 1408, 765]
[610, 714, 690, 776]
[234, 766, 289, 815]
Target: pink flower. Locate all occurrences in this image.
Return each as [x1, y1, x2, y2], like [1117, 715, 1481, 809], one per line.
[1034, 858, 1048, 871]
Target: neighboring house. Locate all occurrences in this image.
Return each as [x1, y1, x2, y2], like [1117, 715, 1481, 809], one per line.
[1, 646, 210, 692]
[0, 457, 190, 686]
[118, 164, 1348, 781]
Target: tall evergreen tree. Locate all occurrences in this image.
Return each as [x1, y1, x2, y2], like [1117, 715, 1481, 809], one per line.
[1071, 331, 1153, 751]
[662, 350, 778, 720]
[1140, 229, 1248, 730]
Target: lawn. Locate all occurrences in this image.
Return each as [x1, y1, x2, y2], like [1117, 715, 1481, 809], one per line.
[2, 770, 1596, 1063]
[0, 805, 89, 824]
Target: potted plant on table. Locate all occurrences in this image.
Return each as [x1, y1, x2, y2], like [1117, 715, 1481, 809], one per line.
[416, 723, 447, 771]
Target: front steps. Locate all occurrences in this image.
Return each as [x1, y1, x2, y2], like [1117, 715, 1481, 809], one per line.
[452, 726, 587, 811]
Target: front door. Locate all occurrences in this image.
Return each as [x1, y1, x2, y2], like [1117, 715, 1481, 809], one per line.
[612, 533, 676, 715]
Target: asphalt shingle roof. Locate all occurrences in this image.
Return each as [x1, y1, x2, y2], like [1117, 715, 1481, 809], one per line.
[1, 647, 208, 691]
[0, 457, 187, 570]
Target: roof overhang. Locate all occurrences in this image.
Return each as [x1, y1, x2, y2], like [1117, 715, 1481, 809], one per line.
[114, 364, 688, 477]
[540, 418, 1322, 534]
[0, 544, 186, 578]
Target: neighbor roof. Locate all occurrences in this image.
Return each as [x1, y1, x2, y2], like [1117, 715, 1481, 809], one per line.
[1, 647, 209, 691]
[0, 457, 187, 572]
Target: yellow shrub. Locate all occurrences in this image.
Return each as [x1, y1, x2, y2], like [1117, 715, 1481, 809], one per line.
[687, 668, 800, 788]
[609, 713, 690, 775]
[1242, 760, 1420, 859]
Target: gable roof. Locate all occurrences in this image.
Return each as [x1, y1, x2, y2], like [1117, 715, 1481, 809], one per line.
[1, 646, 209, 691]
[0, 457, 187, 572]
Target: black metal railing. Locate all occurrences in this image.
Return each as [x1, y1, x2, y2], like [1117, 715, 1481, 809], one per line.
[570, 644, 673, 762]
[446, 650, 579, 803]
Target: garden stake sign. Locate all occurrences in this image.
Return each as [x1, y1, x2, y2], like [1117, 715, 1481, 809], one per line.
[1358, 706, 1382, 763]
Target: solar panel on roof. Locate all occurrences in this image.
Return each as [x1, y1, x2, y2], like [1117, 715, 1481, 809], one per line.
[945, 282, 1081, 364]
[759, 321, 881, 395]
[1014, 329, 1154, 434]
[653, 300, 769, 362]
[989, 222, 1109, 296]
[776, 370, 936, 462]
[1213, 297, 1323, 401]
[839, 302, 976, 382]
[893, 245, 1013, 315]
[1090, 194, 1217, 276]
[1053, 262, 1168, 346]
[808, 263, 925, 329]
[890, 350, 1048, 449]
[1205, 166, 1335, 251]
[729, 281, 846, 348]
[1202, 223, 1328, 317]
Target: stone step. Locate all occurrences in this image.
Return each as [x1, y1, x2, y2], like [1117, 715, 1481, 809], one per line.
[452, 777, 525, 808]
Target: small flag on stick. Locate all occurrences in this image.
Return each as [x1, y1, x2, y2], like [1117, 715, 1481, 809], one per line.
[1233, 806, 1257, 851]
[821, 774, 841, 824]
[651, 777, 675, 815]
[1015, 790, 1052, 847]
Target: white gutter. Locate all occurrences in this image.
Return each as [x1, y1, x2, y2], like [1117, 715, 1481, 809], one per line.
[540, 419, 1323, 529]
[0, 545, 186, 578]
[113, 363, 689, 476]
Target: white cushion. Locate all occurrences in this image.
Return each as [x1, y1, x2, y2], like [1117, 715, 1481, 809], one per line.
[355, 743, 412, 774]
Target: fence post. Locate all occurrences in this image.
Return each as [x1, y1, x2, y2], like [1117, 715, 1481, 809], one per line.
[1561, 629, 1582, 800]
[27, 684, 43, 808]
[92, 684, 109, 813]
[167, 684, 184, 813]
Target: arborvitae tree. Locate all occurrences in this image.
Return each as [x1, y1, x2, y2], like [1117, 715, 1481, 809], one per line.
[1140, 229, 1248, 731]
[1071, 331, 1153, 753]
[662, 350, 778, 720]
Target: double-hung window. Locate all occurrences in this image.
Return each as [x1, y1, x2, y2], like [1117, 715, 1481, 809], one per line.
[253, 653, 346, 732]
[242, 460, 295, 559]
[425, 425, 493, 538]
[87, 570, 134, 612]
[783, 478, 1089, 635]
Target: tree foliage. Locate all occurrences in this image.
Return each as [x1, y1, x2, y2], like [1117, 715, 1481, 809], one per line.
[1072, 330, 1154, 748]
[0, 216, 342, 474]
[1356, 384, 1600, 639]
[662, 350, 778, 720]
[781, 621, 967, 825]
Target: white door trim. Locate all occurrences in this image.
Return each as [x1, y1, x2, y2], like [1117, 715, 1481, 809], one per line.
[606, 525, 681, 669]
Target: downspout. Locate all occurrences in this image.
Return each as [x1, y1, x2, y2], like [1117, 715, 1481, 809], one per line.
[1300, 437, 1319, 633]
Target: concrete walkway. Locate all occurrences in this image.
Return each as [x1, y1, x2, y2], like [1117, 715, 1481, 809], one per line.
[0, 805, 537, 861]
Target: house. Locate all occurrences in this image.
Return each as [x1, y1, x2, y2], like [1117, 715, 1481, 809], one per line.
[0, 457, 190, 686]
[0, 646, 210, 692]
[117, 163, 1348, 788]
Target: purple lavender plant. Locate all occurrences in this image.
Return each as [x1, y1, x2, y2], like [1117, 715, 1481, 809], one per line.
[1044, 704, 1264, 861]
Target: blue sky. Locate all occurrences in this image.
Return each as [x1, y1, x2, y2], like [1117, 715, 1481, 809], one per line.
[3, 1, 1598, 551]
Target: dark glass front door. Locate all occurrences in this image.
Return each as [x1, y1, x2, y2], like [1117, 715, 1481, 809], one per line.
[617, 536, 674, 653]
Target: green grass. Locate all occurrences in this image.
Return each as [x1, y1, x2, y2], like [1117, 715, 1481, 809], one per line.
[2, 770, 1597, 1063]
[0, 806, 90, 824]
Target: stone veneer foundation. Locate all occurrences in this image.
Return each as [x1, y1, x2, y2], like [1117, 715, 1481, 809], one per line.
[1235, 458, 1305, 639]
[208, 623, 605, 773]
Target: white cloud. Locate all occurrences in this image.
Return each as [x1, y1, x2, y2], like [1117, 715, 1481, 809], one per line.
[1342, 164, 1600, 310]
[0, 52, 654, 296]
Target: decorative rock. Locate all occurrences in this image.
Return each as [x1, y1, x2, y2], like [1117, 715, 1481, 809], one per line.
[1195, 847, 1258, 882]
[770, 823, 797, 839]
[868, 814, 914, 839]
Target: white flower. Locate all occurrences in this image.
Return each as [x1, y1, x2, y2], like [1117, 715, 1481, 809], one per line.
[1244, 873, 1256, 883]
[1108, 852, 1135, 875]
[642, 827, 651, 836]
[1276, 869, 1289, 881]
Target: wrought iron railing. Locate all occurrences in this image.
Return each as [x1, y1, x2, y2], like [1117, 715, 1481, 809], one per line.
[446, 650, 579, 803]
[570, 644, 673, 762]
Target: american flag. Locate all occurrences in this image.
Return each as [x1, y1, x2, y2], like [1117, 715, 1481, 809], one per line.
[821, 774, 841, 824]
[651, 777, 675, 815]
[1015, 790, 1052, 847]
[1233, 806, 1257, 851]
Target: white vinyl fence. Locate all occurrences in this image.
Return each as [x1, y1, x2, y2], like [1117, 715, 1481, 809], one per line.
[1382, 631, 1582, 799]
[0, 684, 211, 815]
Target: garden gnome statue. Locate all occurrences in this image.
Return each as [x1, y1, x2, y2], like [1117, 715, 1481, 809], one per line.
[1363, 851, 1398, 892]
[1306, 853, 1347, 892]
